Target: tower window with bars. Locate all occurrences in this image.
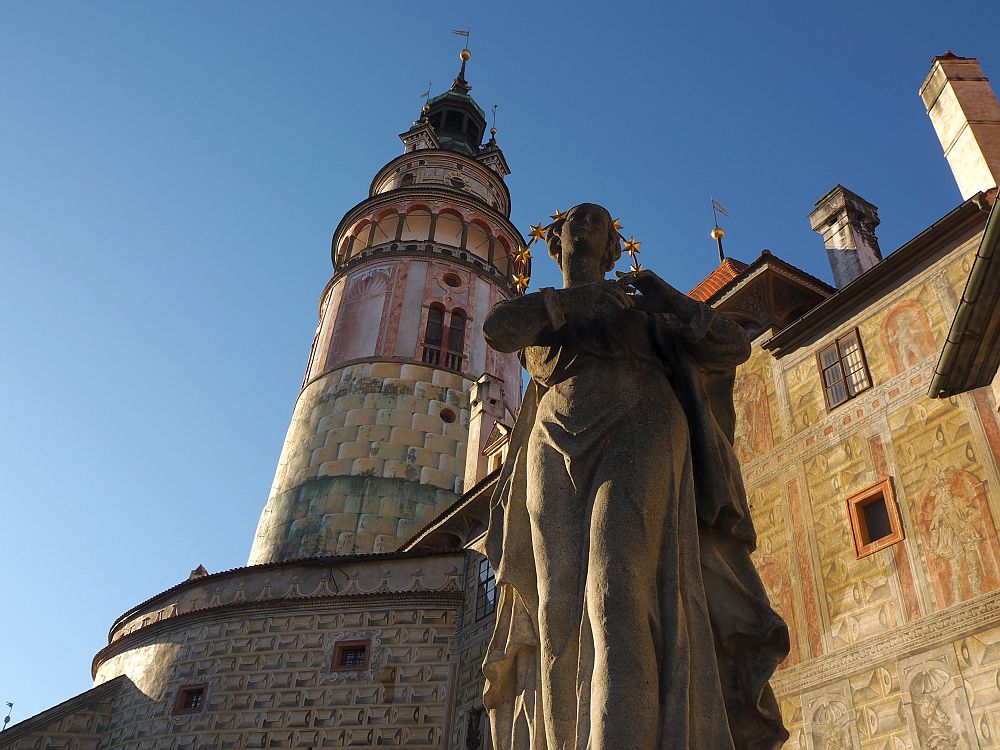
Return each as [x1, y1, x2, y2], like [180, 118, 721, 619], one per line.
[817, 329, 872, 409]
[446, 309, 467, 371]
[422, 304, 445, 365]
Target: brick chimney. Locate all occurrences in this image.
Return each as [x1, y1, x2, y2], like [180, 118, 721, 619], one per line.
[808, 185, 882, 288]
[920, 52, 1000, 200]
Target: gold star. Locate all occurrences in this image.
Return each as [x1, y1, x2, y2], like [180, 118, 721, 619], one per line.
[529, 223, 548, 243]
[512, 271, 531, 293]
[630, 260, 643, 272]
[623, 235, 641, 257]
[550, 209, 567, 222]
[613, 218, 624, 232]
[514, 245, 532, 267]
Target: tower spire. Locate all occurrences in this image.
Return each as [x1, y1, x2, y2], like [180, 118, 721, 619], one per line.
[415, 42, 487, 156]
[452, 48, 472, 94]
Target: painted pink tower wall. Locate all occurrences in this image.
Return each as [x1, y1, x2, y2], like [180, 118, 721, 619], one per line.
[248, 55, 524, 563]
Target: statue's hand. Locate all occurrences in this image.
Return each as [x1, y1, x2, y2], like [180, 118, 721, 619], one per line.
[614, 269, 661, 295]
[558, 281, 633, 320]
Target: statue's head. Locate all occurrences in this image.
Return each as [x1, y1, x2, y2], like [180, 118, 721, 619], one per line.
[546, 203, 622, 273]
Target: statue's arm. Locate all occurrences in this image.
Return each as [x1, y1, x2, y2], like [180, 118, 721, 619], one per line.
[623, 271, 750, 367]
[482, 292, 555, 352]
[484, 283, 633, 353]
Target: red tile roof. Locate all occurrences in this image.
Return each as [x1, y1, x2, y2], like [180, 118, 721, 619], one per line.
[688, 258, 750, 301]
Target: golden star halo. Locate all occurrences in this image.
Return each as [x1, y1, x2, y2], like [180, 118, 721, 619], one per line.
[512, 270, 531, 293]
[523, 216, 642, 281]
[528, 224, 548, 243]
[623, 236, 641, 256]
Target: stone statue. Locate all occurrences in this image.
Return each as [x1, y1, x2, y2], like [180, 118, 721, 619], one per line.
[481, 203, 789, 749]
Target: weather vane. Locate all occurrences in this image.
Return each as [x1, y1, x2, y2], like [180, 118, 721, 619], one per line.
[511, 213, 641, 294]
[710, 197, 729, 263]
[451, 28, 470, 50]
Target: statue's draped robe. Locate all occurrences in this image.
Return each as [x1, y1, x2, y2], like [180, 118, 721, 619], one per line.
[483, 297, 789, 750]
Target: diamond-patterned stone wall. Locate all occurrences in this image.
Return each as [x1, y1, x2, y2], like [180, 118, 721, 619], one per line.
[90, 601, 459, 749]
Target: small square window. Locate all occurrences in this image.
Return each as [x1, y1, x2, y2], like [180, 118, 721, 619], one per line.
[332, 639, 370, 671]
[847, 478, 903, 558]
[817, 329, 872, 410]
[172, 684, 207, 715]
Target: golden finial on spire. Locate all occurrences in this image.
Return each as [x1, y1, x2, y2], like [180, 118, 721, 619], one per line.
[460, 48, 471, 61]
[710, 198, 729, 263]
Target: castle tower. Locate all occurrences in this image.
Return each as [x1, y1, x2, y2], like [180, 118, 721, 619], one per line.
[248, 51, 524, 563]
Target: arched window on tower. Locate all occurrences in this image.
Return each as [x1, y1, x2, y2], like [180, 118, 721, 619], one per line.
[372, 213, 399, 246]
[446, 309, 467, 371]
[466, 222, 490, 262]
[422, 304, 445, 365]
[435, 212, 464, 248]
[401, 208, 431, 242]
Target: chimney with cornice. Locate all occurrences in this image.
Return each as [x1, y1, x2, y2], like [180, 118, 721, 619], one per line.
[920, 52, 1000, 199]
[809, 185, 882, 289]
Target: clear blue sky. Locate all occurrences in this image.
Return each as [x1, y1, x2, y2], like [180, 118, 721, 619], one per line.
[1, 0, 996, 726]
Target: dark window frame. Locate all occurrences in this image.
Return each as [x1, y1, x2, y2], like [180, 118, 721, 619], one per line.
[422, 304, 446, 365]
[331, 639, 371, 672]
[476, 557, 497, 621]
[446, 309, 467, 371]
[172, 683, 208, 715]
[846, 478, 904, 558]
[816, 328, 872, 410]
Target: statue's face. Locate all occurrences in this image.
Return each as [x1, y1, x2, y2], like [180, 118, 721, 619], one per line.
[562, 203, 610, 260]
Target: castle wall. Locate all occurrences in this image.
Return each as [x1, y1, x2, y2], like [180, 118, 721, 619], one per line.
[0, 680, 120, 750]
[726, 221, 1000, 747]
[248, 361, 472, 561]
[82, 555, 465, 750]
[447, 546, 494, 750]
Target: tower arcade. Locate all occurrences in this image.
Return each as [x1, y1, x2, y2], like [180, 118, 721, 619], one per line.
[248, 52, 524, 563]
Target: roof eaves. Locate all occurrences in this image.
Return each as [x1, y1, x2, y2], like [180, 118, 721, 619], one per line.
[763, 195, 990, 357]
[929, 194, 1000, 397]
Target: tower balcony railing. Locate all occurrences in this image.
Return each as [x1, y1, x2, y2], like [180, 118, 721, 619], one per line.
[421, 345, 464, 373]
[422, 345, 441, 366]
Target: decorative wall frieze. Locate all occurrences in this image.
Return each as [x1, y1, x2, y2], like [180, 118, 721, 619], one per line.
[108, 556, 465, 646]
[771, 587, 1000, 696]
